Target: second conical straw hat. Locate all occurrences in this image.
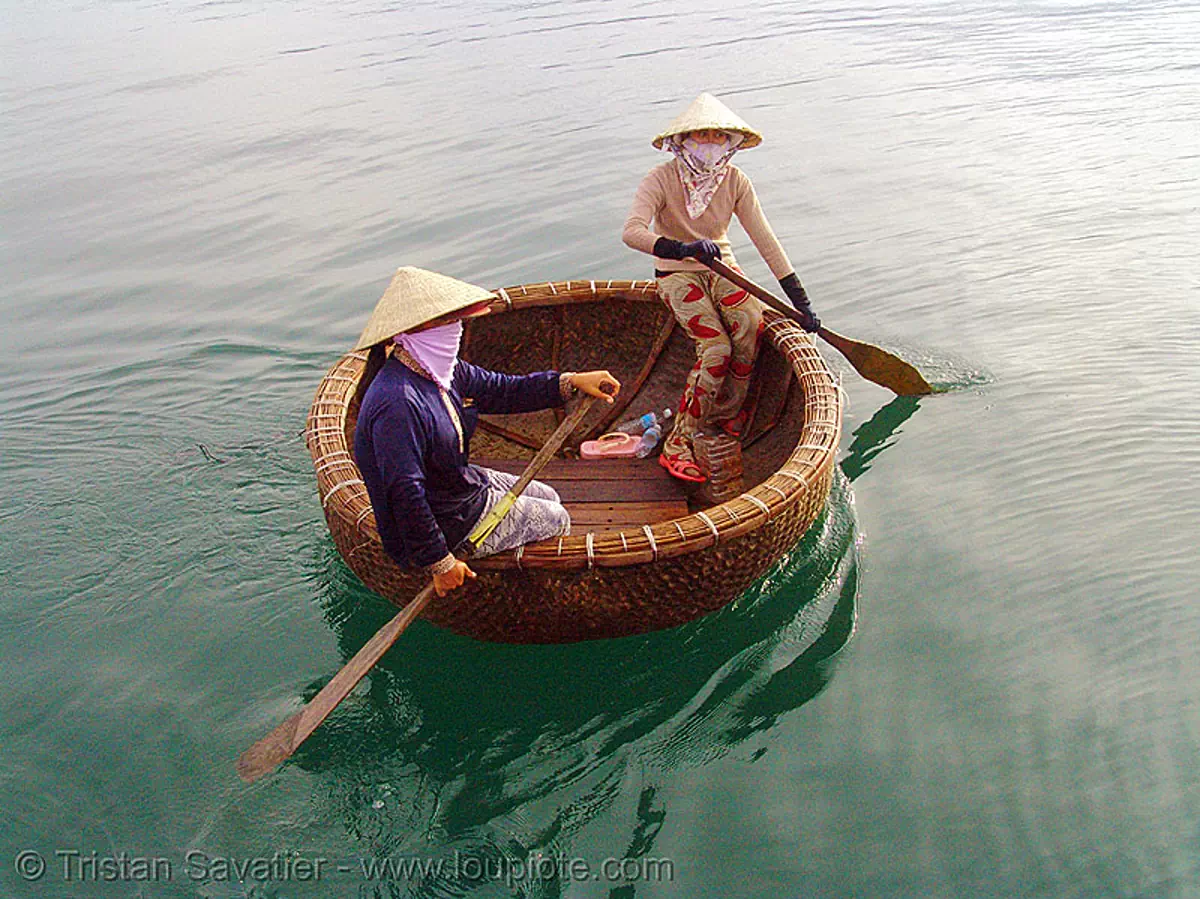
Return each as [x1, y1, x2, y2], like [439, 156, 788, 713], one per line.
[353, 267, 496, 350]
[652, 92, 763, 150]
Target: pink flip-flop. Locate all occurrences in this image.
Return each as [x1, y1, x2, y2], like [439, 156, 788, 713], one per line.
[580, 432, 641, 459]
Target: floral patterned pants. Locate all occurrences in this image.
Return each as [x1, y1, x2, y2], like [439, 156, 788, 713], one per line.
[466, 468, 570, 557]
[657, 270, 763, 459]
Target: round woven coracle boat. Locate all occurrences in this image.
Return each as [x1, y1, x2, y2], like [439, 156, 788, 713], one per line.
[307, 279, 842, 644]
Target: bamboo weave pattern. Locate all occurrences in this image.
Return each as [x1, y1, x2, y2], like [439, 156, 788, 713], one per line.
[306, 279, 841, 643]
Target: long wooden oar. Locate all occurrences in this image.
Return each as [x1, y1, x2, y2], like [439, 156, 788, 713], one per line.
[236, 391, 603, 783]
[703, 258, 935, 396]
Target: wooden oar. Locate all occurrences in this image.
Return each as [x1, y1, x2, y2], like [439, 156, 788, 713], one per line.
[703, 258, 935, 396]
[236, 391, 604, 784]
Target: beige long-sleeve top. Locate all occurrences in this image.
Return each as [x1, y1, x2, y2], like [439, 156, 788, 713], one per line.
[622, 160, 794, 278]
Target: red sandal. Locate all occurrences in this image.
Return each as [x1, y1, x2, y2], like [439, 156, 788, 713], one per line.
[659, 452, 707, 483]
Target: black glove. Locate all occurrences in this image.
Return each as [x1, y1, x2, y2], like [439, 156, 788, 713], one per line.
[654, 236, 722, 265]
[779, 273, 820, 332]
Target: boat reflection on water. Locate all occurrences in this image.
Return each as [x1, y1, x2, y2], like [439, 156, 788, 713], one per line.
[286, 470, 859, 895]
[840, 395, 922, 485]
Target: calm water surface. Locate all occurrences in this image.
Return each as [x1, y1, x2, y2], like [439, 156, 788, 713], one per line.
[2, 1, 1198, 896]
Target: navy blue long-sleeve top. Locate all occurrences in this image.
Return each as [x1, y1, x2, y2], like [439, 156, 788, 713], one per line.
[354, 356, 565, 569]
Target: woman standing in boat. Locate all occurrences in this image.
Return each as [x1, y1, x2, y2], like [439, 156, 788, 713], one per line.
[623, 92, 820, 483]
[352, 267, 619, 596]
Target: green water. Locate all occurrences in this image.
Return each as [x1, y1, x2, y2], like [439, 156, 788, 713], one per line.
[3, 1, 1199, 896]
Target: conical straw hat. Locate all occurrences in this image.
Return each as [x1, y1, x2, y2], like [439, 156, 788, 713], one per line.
[353, 267, 496, 350]
[652, 92, 763, 150]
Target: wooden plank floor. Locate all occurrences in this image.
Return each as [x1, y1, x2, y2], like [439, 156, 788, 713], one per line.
[477, 457, 690, 532]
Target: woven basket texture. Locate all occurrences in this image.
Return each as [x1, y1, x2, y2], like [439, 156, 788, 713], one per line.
[307, 279, 842, 644]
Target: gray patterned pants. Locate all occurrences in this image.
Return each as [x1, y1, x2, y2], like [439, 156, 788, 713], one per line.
[466, 467, 571, 558]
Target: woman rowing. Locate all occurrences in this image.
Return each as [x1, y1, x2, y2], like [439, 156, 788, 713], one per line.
[623, 92, 820, 483]
[352, 267, 619, 596]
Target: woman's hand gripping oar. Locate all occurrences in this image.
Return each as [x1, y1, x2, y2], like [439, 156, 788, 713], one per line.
[702, 258, 935, 396]
[235, 384, 613, 784]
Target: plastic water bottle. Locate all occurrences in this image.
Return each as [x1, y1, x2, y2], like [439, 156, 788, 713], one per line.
[615, 408, 674, 435]
[634, 424, 662, 458]
[616, 412, 656, 434]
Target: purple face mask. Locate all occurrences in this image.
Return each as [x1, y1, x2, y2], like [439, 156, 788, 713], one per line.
[394, 320, 463, 390]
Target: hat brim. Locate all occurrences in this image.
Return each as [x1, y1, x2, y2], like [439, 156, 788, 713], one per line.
[353, 267, 497, 351]
[652, 127, 762, 150]
[651, 92, 763, 150]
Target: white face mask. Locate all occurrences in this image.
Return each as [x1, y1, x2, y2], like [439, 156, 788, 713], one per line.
[666, 132, 746, 217]
[681, 134, 734, 169]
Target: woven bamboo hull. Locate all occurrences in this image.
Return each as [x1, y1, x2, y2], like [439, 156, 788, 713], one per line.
[307, 279, 842, 644]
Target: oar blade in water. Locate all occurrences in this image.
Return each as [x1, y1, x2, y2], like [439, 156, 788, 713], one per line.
[235, 582, 437, 783]
[818, 328, 935, 396]
[236, 711, 302, 784]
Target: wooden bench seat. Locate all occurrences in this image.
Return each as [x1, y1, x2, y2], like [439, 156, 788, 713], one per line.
[476, 457, 690, 533]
